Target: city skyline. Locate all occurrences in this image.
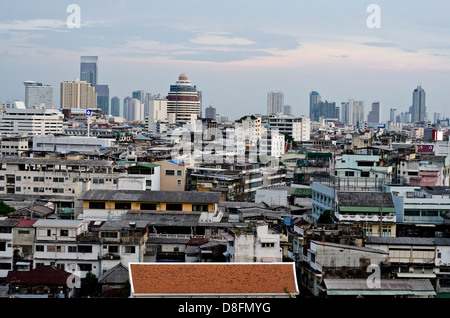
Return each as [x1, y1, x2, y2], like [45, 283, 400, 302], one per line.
[1, 1, 450, 121]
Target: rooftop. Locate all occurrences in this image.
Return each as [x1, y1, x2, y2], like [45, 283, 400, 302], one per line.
[79, 189, 221, 204]
[129, 262, 298, 297]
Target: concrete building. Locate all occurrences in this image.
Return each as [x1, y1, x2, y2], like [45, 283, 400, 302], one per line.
[32, 135, 115, 154]
[0, 106, 63, 136]
[223, 224, 284, 263]
[268, 115, 311, 142]
[32, 219, 100, 278]
[60, 79, 97, 110]
[0, 220, 19, 278]
[166, 73, 201, 124]
[0, 136, 29, 157]
[267, 91, 284, 116]
[24, 81, 54, 109]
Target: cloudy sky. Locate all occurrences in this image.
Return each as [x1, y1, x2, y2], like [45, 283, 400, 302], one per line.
[1, 0, 450, 121]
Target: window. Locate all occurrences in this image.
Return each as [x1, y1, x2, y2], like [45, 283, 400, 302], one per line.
[89, 202, 106, 209]
[344, 171, 355, 177]
[177, 170, 182, 176]
[68, 246, 77, 253]
[115, 202, 131, 210]
[140, 203, 157, 210]
[78, 263, 92, 271]
[262, 242, 275, 248]
[357, 161, 374, 167]
[47, 229, 52, 237]
[108, 246, 119, 253]
[47, 245, 55, 252]
[16, 176, 21, 181]
[56, 246, 64, 253]
[78, 245, 92, 253]
[124, 246, 135, 253]
[36, 245, 44, 252]
[192, 204, 208, 212]
[361, 171, 370, 178]
[145, 180, 152, 187]
[0, 242, 5, 251]
[165, 170, 175, 176]
[166, 203, 183, 211]
[177, 179, 182, 185]
[60, 229, 69, 236]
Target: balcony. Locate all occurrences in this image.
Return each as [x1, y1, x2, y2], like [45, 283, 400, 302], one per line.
[337, 214, 396, 223]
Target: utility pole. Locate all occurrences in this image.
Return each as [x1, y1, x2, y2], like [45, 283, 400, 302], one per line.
[379, 203, 383, 237]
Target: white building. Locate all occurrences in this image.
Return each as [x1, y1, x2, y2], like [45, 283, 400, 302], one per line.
[24, 81, 54, 109]
[32, 135, 115, 154]
[0, 136, 29, 157]
[32, 219, 101, 278]
[0, 220, 18, 278]
[0, 106, 63, 136]
[268, 115, 311, 142]
[224, 224, 283, 263]
[145, 98, 168, 133]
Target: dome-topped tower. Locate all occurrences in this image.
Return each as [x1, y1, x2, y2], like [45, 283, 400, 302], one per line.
[166, 73, 200, 124]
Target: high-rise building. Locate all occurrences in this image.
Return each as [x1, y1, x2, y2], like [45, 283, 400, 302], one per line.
[367, 101, 381, 124]
[317, 100, 339, 120]
[80, 56, 98, 86]
[390, 108, 397, 122]
[340, 99, 364, 126]
[410, 85, 426, 122]
[283, 105, 292, 116]
[205, 105, 216, 119]
[267, 91, 284, 116]
[309, 91, 321, 121]
[123, 96, 131, 121]
[24, 81, 54, 109]
[126, 98, 142, 122]
[60, 79, 97, 110]
[110, 96, 120, 117]
[95, 84, 109, 115]
[166, 73, 201, 124]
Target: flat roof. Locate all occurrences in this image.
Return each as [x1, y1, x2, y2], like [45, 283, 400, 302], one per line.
[0, 157, 114, 167]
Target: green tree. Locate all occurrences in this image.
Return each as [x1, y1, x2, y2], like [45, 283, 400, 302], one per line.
[0, 201, 15, 215]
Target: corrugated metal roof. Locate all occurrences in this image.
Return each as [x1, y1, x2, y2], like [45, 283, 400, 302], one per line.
[33, 219, 85, 228]
[324, 278, 436, 296]
[366, 236, 450, 246]
[79, 189, 221, 204]
[337, 191, 394, 208]
[123, 211, 200, 227]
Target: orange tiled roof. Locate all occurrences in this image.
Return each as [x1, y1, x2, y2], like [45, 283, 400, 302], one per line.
[129, 262, 298, 296]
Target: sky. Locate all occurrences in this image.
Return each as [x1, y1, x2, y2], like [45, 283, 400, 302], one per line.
[1, 0, 450, 122]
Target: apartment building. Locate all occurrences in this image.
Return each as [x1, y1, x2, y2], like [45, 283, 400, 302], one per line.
[78, 189, 222, 223]
[0, 157, 124, 197]
[0, 107, 63, 136]
[32, 219, 101, 278]
[0, 220, 19, 278]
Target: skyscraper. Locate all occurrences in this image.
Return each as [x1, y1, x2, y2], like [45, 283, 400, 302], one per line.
[166, 73, 201, 124]
[95, 84, 109, 115]
[205, 105, 216, 119]
[367, 102, 381, 124]
[283, 105, 292, 116]
[309, 91, 321, 120]
[80, 56, 98, 86]
[267, 91, 284, 116]
[60, 79, 97, 109]
[390, 108, 397, 122]
[24, 81, 54, 109]
[111, 96, 120, 117]
[410, 85, 426, 122]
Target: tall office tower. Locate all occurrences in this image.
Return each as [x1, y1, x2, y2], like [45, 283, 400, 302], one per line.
[340, 101, 351, 125]
[205, 105, 216, 119]
[367, 101, 381, 124]
[166, 73, 201, 124]
[317, 100, 339, 120]
[309, 91, 321, 121]
[390, 108, 397, 122]
[410, 84, 426, 122]
[80, 56, 98, 86]
[267, 91, 284, 116]
[110, 96, 120, 117]
[352, 100, 365, 126]
[283, 105, 292, 116]
[95, 84, 109, 115]
[123, 96, 132, 120]
[60, 79, 97, 109]
[24, 81, 54, 109]
[127, 98, 142, 122]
